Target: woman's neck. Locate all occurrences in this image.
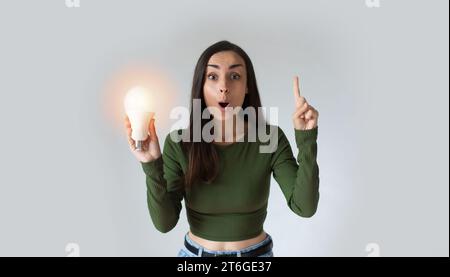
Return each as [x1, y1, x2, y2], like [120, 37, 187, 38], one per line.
[212, 115, 247, 144]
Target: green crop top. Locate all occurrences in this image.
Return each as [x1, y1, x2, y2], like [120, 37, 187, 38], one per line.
[141, 125, 319, 241]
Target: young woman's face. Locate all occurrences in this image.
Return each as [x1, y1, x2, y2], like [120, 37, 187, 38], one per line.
[203, 51, 248, 120]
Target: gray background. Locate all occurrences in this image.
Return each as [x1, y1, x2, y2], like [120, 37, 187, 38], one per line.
[0, 0, 448, 257]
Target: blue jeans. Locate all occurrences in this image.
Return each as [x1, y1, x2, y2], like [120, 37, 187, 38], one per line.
[177, 232, 274, 257]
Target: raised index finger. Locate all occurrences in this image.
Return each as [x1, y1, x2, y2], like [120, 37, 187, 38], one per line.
[293, 76, 301, 101]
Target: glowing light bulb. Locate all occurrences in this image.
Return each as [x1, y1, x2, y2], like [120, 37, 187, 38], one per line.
[124, 86, 155, 151]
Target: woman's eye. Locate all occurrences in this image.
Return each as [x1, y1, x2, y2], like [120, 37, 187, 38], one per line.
[207, 74, 217, 80]
[231, 73, 241, 80]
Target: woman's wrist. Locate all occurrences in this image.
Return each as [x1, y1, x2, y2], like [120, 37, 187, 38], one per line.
[295, 126, 318, 146]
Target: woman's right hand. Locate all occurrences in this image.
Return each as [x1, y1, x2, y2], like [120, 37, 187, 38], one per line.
[125, 116, 162, 163]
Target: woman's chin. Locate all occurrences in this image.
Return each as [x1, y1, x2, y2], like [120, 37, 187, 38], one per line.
[220, 110, 235, 121]
[209, 108, 234, 121]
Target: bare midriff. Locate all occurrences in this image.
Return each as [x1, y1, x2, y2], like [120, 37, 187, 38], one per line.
[188, 230, 267, 251]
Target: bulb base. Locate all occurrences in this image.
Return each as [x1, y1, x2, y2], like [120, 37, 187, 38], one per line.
[135, 140, 144, 151]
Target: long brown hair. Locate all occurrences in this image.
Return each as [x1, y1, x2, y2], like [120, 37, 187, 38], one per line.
[182, 41, 263, 188]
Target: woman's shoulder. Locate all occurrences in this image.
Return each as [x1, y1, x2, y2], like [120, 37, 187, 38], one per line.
[163, 128, 187, 153]
[251, 124, 290, 154]
[259, 124, 288, 140]
[165, 128, 185, 142]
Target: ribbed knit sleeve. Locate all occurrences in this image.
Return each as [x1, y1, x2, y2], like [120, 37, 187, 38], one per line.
[141, 132, 185, 233]
[271, 127, 320, 217]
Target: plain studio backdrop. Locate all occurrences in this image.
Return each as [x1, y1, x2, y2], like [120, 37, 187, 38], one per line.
[0, 0, 448, 257]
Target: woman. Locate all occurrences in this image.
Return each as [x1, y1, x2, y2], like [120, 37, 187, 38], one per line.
[125, 40, 320, 257]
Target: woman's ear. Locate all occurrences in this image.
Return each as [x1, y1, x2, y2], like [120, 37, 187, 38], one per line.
[245, 88, 248, 94]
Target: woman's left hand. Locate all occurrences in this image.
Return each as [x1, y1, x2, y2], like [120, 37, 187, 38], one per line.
[292, 76, 319, 130]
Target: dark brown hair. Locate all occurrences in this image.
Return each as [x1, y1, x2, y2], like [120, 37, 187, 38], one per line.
[182, 41, 263, 188]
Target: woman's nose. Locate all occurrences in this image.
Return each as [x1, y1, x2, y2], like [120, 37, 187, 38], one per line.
[218, 79, 229, 94]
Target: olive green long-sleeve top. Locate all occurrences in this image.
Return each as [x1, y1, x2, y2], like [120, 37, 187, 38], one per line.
[141, 126, 319, 241]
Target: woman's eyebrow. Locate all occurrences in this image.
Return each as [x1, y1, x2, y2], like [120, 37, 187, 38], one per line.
[207, 64, 243, 69]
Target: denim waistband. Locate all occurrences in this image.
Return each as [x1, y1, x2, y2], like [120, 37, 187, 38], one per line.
[184, 232, 273, 256]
